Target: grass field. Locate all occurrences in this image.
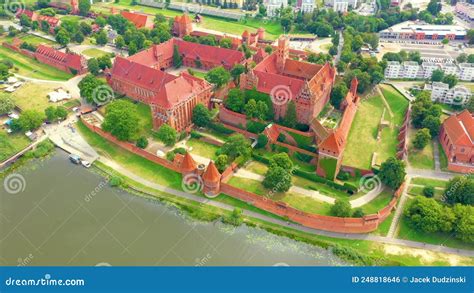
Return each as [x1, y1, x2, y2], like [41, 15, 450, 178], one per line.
[343, 85, 409, 169]
[437, 141, 449, 170]
[410, 177, 448, 188]
[186, 138, 220, 160]
[0, 129, 30, 162]
[361, 190, 394, 215]
[11, 82, 59, 112]
[134, 101, 154, 137]
[408, 134, 435, 170]
[227, 176, 333, 215]
[1, 34, 55, 46]
[82, 48, 109, 58]
[0, 46, 72, 81]
[93, 1, 286, 40]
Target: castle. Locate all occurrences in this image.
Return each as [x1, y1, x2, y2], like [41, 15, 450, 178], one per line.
[240, 36, 336, 125]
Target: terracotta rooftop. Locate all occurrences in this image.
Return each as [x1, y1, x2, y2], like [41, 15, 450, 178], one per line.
[202, 161, 221, 182]
[121, 10, 152, 28]
[181, 152, 197, 172]
[442, 110, 474, 147]
[36, 45, 85, 71]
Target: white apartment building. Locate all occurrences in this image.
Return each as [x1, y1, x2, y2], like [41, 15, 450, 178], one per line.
[263, 0, 288, 17]
[297, 0, 315, 13]
[425, 82, 472, 105]
[325, 0, 357, 13]
[384, 61, 474, 81]
[459, 63, 474, 82]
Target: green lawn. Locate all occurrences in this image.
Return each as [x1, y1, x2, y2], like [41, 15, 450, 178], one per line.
[254, 149, 316, 172]
[227, 176, 333, 215]
[134, 101, 154, 137]
[244, 161, 268, 176]
[438, 141, 449, 171]
[76, 120, 183, 189]
[343, 85, 409, 169]
[361, 190, 394, 215]
[82, 48, 109, 58]
[292, 175, 351, 201]
[408, 135, 435, 170]
[11, 82, 60, 112]
[373, 212, 394, 236]
[410, 177, 448, 188]
[0, 46, 72, 81]
[187, 138, 220, 160]
[0, 130, 31, 162]
[94, 1, 285, 40]
[408, 186, 445, 200]
[1, 34, 55, 46]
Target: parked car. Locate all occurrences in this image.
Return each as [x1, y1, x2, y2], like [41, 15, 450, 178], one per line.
[81, 160, 91, 168]
[69, 154, 81, 165]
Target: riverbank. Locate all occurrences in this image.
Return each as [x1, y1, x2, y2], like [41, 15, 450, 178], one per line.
[92, 157, 474, 266]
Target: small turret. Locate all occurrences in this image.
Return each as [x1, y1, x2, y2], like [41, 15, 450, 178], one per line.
[202, 161, 221, 197]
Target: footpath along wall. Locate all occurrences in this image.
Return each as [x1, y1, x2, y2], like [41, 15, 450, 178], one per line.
[81, 118, 404, 234]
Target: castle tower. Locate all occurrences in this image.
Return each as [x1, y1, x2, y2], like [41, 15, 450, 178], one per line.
[276, 36, 289, 73]
[350, 77, 358, 97]
[202, 161, 221, 197]
[71, 0, 79, 14]
[181, 152, 198, 176]
[257, 27, 265, 40]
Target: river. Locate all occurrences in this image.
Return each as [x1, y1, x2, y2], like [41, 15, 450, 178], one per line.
[0, 151, 346, 266]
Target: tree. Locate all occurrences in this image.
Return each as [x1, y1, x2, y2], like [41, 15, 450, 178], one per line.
[55, 29, 70, 46]
[78, 74, 109, 105]
[468, 54, 474, 63]
[427, 0, 442, 16]
[44, 106, 57, 122]
[0, 95, 14, 115]
[101, 100, 140, 141]
[421, 115, 441, 137]
[441, 38, 449, 46]
[223, 208, 243, 226]
[431, 69, 444, 82]
[269, 153, 293, 170]
[264, 45, 272, 54]
[95, 30, 108, 46]
[115, 36, 125, 49]
[80, 22, 92, 36]
[155, 124, 177, 146]
[230, 64, 245, 83]
[215, 154, 228, 172]
[457, 53, 468, 63]
[452, 204, 474, 243]
[442, 74, 458, 88]
[330, 82, 348, 109]
[256, 101, 268, 121]
[20, 14, 31, 27]
[95, 16, 107, 27]
[423, 186, 435, 198]
[87, 58, 100, 75]
[78, 0, 91, 16]
[444, 176, 474, 205]
[282, 100, 297, 129]
[352, 208, 365, 218]
[172, 44, 182, 68]
[97, 55, 112, 70]
[192, 104, 211, 127]
[205, 66, 231, 88]
[56, 106, 68, 120]
[330, 199, 352, 217]
[221, 133, 251, 159]
[73, 31, 84, 43]
[219, 38, 232, 49]
[15, 110, 45, 131]
[136, 136, 148, 149]
[225, 89, 245, 113]
[256, 134, 268, 148]
[244, 99, 258, 119]
[262, 166, 292, 192]
[413, 128, 431, 149]
[379, 157, 406, 190]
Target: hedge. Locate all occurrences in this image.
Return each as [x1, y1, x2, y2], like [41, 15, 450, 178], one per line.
[246, 120, 267, 134]
[209, 122, 234, 134]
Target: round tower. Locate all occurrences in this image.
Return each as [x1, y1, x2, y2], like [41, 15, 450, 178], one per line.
[201, 161, 221, 197]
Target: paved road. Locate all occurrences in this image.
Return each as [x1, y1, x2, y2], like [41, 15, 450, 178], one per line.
[95, 156, 474, 258]
[407, 167, 456, 181]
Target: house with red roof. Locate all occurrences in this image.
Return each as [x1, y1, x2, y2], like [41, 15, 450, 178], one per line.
[240, 36, 336, 125]
[315, 78, 360, 180]
[439, 110, 474, 173]
[17, 10, 61, 33]
[173, 14, 193, 38]
[34, 45, 87, 75]
[121, 11, 154, 29]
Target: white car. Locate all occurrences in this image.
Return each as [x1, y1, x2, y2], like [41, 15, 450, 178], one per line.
[81, 160, 92, 168]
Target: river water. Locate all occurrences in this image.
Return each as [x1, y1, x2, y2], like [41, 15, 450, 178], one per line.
[0, 151, 346, 266]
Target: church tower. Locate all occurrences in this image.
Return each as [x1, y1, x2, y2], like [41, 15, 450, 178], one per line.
[276, 36, 289, 73]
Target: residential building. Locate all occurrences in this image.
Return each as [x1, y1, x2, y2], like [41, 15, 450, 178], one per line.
[263, 0, 288, 17]
[383, 61, 474, 81]
[455, 2, 474, 24]
[325, 0, 357, 12]
[439, 110, 474, 173]
[459, 63, 474, 82]
[17, 10, 61, 33]
[107, 38, 246, 131]
[34, 45, 87, 75]
[240, 36, 336, 125]
[379, 21, 467, 42]
[48, 0, 79, 14]
[173, 14, 193, 38]
[425, 82, 472, 105]
[297, 0, 316, 13]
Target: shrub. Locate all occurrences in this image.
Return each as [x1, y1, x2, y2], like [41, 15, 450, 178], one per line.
[166, 152, 176, 161]
[246, 120, 266, 134]
[190, 131, 203, 139]
[423, 186, 435, 198]
[136, 136, 148, 149]
[330, 199, 352, 217]
[352, 208, 365, 218]
[109, 176, 123, 187]
[256, 134, 268, 148]
[295, 152, 312, 163]
[209, 122, 234, 134]
[337, 171, 350, 181]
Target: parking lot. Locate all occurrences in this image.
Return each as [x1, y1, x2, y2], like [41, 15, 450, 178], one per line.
[377, 42, 474, 61]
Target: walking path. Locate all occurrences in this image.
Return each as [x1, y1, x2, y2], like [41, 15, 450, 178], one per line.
[234, 168, 389, 207]
[432, 141, 441, 171]
[406, 167, 456, 181]
[387, 177, 411, 238]
[96, 157, 474, 258]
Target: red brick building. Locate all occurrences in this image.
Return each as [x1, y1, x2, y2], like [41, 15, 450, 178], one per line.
[173, 14, 193, 38]
[17, 10, 61, 33]
[127, 38, 246, 71]
[439, 110, 474, 173]
[120, 10, 154, 29]
[48, 0, 79, 14]
[240, 36, 336, 125]
[315, 78, 360, 180]
[35, 45, 87, 75]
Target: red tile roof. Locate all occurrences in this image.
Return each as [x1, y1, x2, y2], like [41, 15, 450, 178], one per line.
[442, 110, 474, 147]
[111, 56, 210, 109]
[121, 11, 153, 28]
[181, 152, 197, 172]
[36, 45, 85, 71]
[202, 161, 221, 182]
